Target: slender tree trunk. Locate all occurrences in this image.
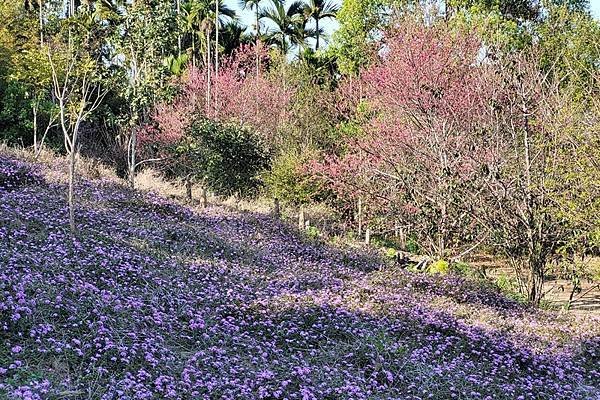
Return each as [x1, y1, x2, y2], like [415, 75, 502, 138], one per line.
[201, 186, 208, 207]
[185, 176, 193, 202]
[192, 33, 196, 67]
[33, 105, 38, 155]
[255, 7, 260, 77]
[128, 130, 136, 189]
[206, 29, 211, 114]
[315, 18, 319, 50]
[177, 0, 181, 56]
[215, 2, 219, 114]
[298, 206, 305, 230]
[357, 198, 363, 237]
[528, 256, 545, 306]
[68, 143, 76, 233]
[215, 2, 219, 74]
[38, 0, 44, 45]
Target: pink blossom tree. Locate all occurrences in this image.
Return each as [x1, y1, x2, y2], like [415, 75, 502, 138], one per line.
[314, 19, 496, 258]
[141, 44, 292, 199]
[149, 44, 292, 151]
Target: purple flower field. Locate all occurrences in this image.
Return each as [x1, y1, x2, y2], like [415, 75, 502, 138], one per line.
[1, 156, 599, 400]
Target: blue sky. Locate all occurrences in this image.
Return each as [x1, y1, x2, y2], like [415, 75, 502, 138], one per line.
[591, 0, 600, 17]
[225, 0, 600, 49]
[224, 0, 340, 49]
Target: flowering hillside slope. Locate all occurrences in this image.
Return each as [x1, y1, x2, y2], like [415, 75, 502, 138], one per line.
[1, 156, 599, 400]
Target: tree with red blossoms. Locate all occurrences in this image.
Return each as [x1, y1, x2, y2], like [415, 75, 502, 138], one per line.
[315, 19, 497, 258]
[149, 44, 292, 153]
[140, 44, 292, 199]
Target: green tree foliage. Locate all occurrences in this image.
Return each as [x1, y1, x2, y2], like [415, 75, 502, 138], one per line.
[271, 55, 341, 152]
[260, 0, 315, 55]
[0, 1, 52, 145]
[545, 86, 600, 255]
[302, 0, 339, 50]
[447, 0, 541, 22]
[537, 4, 600, 99]
[331, 0, 390, 75]
[178, 118, 270, 197]
[263, 150, 323, 206]
[220, 21, 253, 55]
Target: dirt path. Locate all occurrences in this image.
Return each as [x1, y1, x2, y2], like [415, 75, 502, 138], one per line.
[468, 255, 600, 313]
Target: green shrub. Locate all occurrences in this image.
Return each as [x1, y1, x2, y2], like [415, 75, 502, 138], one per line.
[495, 272, 527, 303]
[450, 261, 484, 279]
[384, 247, 399, 260]
[262, 150, 322, 205]
[429, 259, 450, 275]
[0, 81, 32, 144]
[184, 118, 270, 197]
[405, 235, 420, 254]
[306, 226, 321, 240]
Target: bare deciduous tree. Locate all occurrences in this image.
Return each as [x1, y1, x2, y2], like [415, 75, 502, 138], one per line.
[48, 45, 106, 233]
[473, 53, 593, 305]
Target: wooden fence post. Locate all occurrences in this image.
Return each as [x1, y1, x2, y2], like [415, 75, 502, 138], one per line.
[357, 198, 363, 237]
[298, 206, 305, 230]
[201, 187, 208, 208]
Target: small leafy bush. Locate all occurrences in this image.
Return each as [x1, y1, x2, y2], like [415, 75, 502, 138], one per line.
[306, 225, 321, 240]
[262, 150, 322, 205]
[495, 272, 528, 303]
[429, 259, 450, 275]
[405, 235, 420, 254]
[450, 261, 484, 279]
[384, 247, 399, 260]
[183, 118, 270, 197]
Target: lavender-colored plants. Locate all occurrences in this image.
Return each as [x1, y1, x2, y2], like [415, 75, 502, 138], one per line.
[1, 156, 598, 399]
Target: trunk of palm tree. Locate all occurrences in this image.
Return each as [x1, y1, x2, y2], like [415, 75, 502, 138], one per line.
[192, 33, 196, 67]
[315, 17, 319, 50]
[215, 1, 219, 74]
[215, 1, 219, 115]
[177, 0, 181, 56]
[206, 28, 211, 114]
[255, 7, 260, 77]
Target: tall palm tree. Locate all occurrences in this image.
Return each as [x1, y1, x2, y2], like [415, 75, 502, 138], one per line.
[241, 0, 262, 40]
[181, 1, 201, 66]
[180, 0, 235, 113]
[240, 0, 263, 75]
[302, 0, 338, 50]
[180, 0, 235, 68]
[259, 0, 306, 55]
[220, 20, 252, 55]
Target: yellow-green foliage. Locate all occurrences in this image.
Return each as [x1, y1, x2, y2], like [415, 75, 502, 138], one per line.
[429, 259, 450, 275]
[306, 226, 320, 240]
[546, 87, 600, 252]
[262, 150, 322, 206]
[495, 272, 527, 303]
[384, 247, 398, 260]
